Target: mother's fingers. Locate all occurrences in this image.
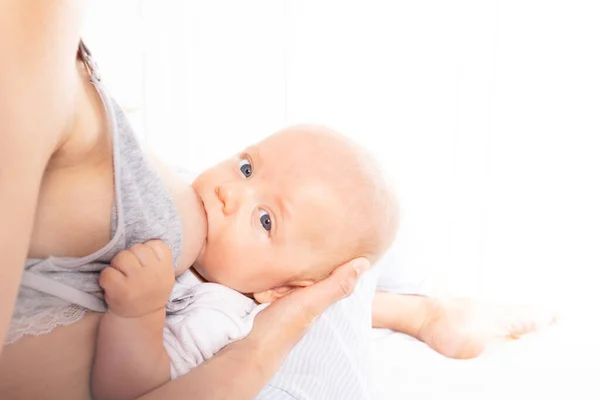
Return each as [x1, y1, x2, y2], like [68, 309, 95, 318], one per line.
[248, 257, 371, 353]
[292, 257, 371, 319]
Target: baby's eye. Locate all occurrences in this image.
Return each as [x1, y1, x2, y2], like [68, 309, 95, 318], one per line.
[239, 158, 252, 178]
[259, 209, 272, 232]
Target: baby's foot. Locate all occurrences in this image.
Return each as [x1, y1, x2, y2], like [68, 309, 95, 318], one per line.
[416, 298, 557, 359]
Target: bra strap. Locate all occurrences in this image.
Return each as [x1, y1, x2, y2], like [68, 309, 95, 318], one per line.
[20, 270, 107, 313]
[77, 40, 102, 82]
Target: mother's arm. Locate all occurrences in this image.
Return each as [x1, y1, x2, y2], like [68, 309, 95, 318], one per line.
[0, 0, 86, 350]
[139, 258, 370, 400]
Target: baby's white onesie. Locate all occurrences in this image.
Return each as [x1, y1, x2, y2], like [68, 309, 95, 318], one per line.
[164, 271, 268, 378]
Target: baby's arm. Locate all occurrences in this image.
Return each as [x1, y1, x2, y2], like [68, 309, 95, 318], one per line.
[94, 311, 170, 400]
[92, 241, 176, 400]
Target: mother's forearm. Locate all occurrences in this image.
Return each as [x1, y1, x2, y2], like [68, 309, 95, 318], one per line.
[138, 337, 275, 400]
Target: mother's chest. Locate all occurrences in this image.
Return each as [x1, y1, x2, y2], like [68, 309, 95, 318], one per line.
[28, 161, 115, 260]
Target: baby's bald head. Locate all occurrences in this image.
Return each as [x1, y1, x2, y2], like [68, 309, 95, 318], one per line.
[192, 124, 399, 298]
[267, 124, 399, 276]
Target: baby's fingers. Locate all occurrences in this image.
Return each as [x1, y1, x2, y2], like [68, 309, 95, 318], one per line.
[99, 266, 127, 300]
[144, 240, 172, 264]
[110, 249, 141, 276]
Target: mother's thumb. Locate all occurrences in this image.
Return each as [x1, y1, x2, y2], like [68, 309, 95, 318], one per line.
[275, 257, 371, 330]
[321, 257, 371, 305]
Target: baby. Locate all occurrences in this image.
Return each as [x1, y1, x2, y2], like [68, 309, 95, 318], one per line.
[91, 125, 399, 400]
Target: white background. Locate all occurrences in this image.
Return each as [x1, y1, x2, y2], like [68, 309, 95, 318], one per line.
[83, 0, 600, 307]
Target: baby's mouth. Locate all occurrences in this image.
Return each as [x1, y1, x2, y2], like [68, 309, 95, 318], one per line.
[193, 192, 209, 262]
[200, 197, 209, 243]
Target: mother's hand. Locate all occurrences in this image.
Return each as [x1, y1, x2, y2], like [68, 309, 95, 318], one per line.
[249, 257, 371, 363]
[139, 257, 370, 400]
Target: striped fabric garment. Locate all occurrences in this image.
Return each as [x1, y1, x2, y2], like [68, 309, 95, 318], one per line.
[257, 243, 428, 400]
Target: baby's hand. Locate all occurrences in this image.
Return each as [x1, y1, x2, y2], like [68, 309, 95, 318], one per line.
[100, 240, 175, 318]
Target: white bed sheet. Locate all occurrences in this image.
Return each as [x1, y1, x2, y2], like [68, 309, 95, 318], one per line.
[370, 314, 599, 399]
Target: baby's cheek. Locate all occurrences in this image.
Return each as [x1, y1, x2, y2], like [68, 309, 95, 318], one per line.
[203, 250, 247, 287]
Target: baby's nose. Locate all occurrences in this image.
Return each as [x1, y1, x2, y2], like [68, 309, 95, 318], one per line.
[215, 184, 239, 215]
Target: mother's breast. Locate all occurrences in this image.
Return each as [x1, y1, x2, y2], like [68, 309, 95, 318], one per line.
[146, 153, 207, 274]
[0, 312, 102, 400]
[29, 152, 115, 260]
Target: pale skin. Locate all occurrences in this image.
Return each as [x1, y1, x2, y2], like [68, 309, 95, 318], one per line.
[0, 2, 368, 398]
[0, 2, 553, 399]
[93, 129, 381, 399]
[92, 128, 557, 400]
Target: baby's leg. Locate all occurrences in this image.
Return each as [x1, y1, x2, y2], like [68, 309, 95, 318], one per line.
[374, 241, 557, 359]
[371, 239, 433, 338]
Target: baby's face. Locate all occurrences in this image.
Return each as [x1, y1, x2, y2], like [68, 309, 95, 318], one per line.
[191, 129, 349, 296]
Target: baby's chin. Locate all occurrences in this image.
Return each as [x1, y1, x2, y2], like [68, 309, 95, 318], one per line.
[190, 262, 258, 294]
[189, 264, 208, 282]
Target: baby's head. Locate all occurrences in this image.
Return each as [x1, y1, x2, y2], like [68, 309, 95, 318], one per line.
[192, 125, 399, 302]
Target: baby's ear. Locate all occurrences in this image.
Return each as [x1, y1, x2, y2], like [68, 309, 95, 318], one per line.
[254, 281, 315, 304]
